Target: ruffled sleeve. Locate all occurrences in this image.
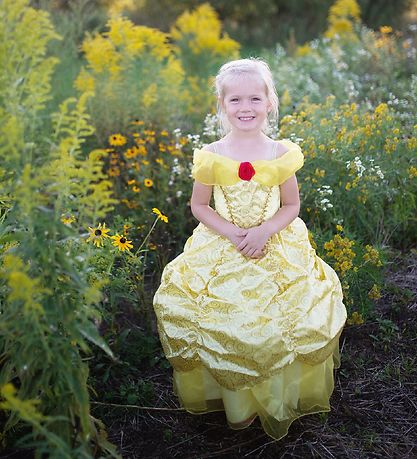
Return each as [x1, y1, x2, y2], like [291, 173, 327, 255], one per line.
[191, 148, 239, 185]
[265, 139, 304, 186]
[191, 149, 215, 184]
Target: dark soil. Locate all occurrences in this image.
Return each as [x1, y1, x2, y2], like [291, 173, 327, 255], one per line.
[96, 248, 417, 459]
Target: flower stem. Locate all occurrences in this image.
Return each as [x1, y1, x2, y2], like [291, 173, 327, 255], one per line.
[134, 217, 159, 256]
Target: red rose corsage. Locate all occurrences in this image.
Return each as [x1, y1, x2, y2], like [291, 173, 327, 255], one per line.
[238, 162, 256, 181]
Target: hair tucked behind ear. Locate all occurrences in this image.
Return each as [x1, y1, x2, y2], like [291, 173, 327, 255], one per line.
[212, 57, 279, 137]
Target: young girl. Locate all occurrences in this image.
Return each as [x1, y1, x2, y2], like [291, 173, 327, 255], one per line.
[152, 57, 347, 441]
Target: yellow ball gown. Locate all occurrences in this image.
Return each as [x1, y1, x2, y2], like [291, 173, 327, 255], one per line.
[152, 139, 347, 440]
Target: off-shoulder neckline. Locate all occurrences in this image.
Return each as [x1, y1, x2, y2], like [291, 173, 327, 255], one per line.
[195, 140, 298, 164]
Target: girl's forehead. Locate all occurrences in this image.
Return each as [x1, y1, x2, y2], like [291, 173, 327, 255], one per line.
[223, 73, 267, 96]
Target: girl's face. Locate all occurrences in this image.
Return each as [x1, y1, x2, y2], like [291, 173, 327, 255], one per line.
[220, 73, 272, 134]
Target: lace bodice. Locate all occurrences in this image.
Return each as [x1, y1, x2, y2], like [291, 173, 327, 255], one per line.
[213, 181, 280, 229]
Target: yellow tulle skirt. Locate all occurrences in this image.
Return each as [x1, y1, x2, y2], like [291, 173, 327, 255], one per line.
[173, 343, 341, 441]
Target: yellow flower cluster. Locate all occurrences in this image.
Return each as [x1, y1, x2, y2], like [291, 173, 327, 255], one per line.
[170, 4, 240, 57]
[325, 0, 361, 40]
[408, 166, 417, 178]
[368, 283, 382, 300]
[380, 25, 393, 34]
[347, 311, 364, 325]
[324, 233, 356, 276]
[85, 222, 133, 251]
[74, 67, 95, 92]
[295, 43, 313, 57]
[75, 16, 175, 92]
[106, 0, 136, 18]
[363, 244, 383, 267]
[374, 102, 388, 117]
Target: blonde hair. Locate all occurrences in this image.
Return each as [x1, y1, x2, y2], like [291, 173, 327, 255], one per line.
[213, 57, 279, 136]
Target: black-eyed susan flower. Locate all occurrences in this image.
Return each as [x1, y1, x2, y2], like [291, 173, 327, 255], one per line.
[108, 167, 121, 177]
[152, 207, 168, 223]
[124, 146, 139, 159]
[61, 214, 76, 225]
[111, 234, 134, 252]
[108, 134, 127, 146]
[144, 178, 153, 187]
[132, 186, 141, 193]
[131, 119, 144, 126]
[86, 223, 111, 247]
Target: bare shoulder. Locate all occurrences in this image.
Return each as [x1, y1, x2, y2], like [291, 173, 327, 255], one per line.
[201, 141, 218, 153]
[274, 139, 291, 158]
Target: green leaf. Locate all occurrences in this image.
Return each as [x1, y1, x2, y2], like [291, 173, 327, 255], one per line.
[77, 320, 115, 359]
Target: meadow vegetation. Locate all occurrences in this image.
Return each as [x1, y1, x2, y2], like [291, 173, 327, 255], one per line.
[0, 0, 416, 456]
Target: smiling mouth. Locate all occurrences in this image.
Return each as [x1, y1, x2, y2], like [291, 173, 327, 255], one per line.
[238, 116, 255, 121]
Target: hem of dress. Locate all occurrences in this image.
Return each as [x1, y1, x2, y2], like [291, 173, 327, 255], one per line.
[171, 343, 341, 441]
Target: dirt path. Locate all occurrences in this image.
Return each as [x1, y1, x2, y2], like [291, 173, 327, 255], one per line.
[103, 249, 417, 459]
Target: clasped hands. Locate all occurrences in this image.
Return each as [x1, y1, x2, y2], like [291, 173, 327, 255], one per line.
[227, 224, 272, 259]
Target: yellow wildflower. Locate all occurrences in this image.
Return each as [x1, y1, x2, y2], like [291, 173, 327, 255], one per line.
[406, 137, 417, 150]
[144, 178, 153, 187]
[368, 284, 382, 300]
[152, 207, 168, 223]
[380, 25, 393, 34]
[408, 166, 417, 178]
[295, 44, 312, 57]
[124, 147, 139, 159]
[111, 234, 134, 252]
[374, 103, 388, 117]
[74, 67, 95, 92]
[108, 134, 127, 146]
[347, 311, 364, 325]
[86, 223, 111, 247]
[131, 119, 145, 126]
[61, 214, 76, 225]
[108, 167, 121, 177]
[363, 244, 383, 266]
[324, 233, 356, 276]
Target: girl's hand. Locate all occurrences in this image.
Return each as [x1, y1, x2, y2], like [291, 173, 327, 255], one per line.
[237, 226, 270, 258]
[226, 226, 249, 249]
